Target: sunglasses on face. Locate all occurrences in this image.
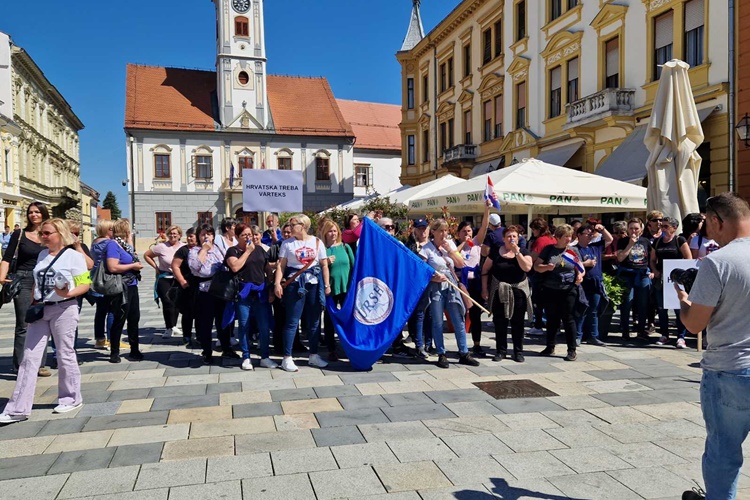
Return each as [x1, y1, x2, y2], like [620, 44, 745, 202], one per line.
[383, 225, 394, 230]
[41, 231, 57, 236]
[706, 197, 723, 224]
[649, 218, 663, 223]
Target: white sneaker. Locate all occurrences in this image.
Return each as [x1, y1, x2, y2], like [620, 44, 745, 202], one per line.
[280, 357, 298, 372]
[676, 338, 687, 349]
[260, 357, 279, 369]
[0, 413, 27, 424]
[162, 328, 173, 339]
[241, 358, 254, 371]
[53, 402, 83, 414]
[527, 327, 545, 336]
[656, 336, 669, 345]
[308, 353, 329, 369]
[171, 326, 182, 336]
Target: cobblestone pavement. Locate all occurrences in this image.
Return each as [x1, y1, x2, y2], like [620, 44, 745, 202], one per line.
[0, 274, 747, 499]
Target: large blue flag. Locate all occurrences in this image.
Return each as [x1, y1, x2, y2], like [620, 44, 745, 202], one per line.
[327, 217, 434, 370]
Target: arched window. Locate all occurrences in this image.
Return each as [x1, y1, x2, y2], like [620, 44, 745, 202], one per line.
[193, 146, 213, 180]
[314, 150, 330, 181]
[151, 144, 173, 179]
[275, 148, 293, 170]
[235, 16, 249, 37]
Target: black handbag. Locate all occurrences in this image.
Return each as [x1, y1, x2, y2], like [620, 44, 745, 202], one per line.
[208, 267, 240, 302]
[25, 247, 70, 324]
[91, 258, 124, 296]
[1, 230, 24, 305]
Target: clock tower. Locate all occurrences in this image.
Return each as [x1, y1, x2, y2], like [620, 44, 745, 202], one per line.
[213, 0, 269, 130]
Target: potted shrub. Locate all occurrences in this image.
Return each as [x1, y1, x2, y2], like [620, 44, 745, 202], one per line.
[598, 274, 626, 339]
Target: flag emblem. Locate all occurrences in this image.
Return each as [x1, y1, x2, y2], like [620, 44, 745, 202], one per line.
[354, 277, 393, 325]
[562, 249, 585, 274]
[485, 176, 501, 210]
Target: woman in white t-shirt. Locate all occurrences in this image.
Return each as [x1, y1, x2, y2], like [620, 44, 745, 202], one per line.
[420, 219, 480, 369]
[1, 218, 92, 424]
[690, 231, 720, 258]
[273, 214, 331, 372]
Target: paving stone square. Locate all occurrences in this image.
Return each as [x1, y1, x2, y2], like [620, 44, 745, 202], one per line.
[309, 466, 387, 499]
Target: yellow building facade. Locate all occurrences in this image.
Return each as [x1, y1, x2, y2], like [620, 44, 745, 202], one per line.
[398, 0, 729, 212]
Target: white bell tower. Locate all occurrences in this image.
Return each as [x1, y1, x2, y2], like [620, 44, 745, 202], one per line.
[213, 0, 269, 130]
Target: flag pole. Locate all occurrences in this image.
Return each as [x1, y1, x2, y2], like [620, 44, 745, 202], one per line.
[444, 280, 490, 315]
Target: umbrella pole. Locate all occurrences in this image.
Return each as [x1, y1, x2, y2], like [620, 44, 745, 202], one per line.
[527, 206, 533, 236]
[444, 280, 491, 315]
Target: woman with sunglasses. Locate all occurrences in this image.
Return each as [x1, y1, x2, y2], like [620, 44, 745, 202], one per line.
[616, 218, 655, 340]
[650, 217, 691, 348]
[144, 225, 185, 339]
[0, 218, 92, 424]
[0, 202, 50, 375]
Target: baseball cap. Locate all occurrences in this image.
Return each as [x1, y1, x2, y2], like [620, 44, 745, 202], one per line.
[412, 218, 429, 228]
[488, 214, 502, 226]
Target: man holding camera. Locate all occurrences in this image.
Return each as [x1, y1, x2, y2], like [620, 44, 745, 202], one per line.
[676, 192, 750, 500]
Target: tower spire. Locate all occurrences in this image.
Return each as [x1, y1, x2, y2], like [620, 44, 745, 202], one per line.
[400, 0, 425, 52]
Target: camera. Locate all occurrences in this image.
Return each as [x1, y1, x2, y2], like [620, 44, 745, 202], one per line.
[670, 268, 698, 294]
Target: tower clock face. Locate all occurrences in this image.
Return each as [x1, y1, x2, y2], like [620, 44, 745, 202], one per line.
[232, 0, 250, 13]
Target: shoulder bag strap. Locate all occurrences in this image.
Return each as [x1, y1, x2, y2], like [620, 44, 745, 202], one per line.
[38, 247, 70, 299]
[9, 230, 23, 273]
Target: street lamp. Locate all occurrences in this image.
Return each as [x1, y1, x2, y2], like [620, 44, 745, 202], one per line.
[735, 113, 750, 147]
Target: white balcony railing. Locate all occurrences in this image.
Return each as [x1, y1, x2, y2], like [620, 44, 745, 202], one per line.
[442, 144, 477, 163]
[566, 88, 636, 126]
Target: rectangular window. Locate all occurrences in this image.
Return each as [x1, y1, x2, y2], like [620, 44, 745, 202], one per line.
[463, 44, 471, 77]
[605, 38, 620, 88]
[567, 0, 578, 9]
[154, 154, 170, 178]
[483, 100, 493, 142]
[315, 157, 330, 181]
[440, 63, 447, 92]
[407, 78, 415, 109]
[567, 57, 579, 103]
[235, 16, 249, 37]
[277, 157, 291, 170]
[155, 212, 172, 233]
[654, 10, 674, 80]
[355, 165, 372, 187]
[494, 20, 503, 57]
[197, 212, 212, 226]
[516, 82, 526, 128]
[237, 155, 253, 171]
[516, 1, 526, 41]
[550, 0, 562, 22]
[422, 129, 430, 162]
[407, 135, 416, 165]
[549, 66, 562, 118]
[448, 118, 455, 149]
[422, 74, 429, 103]
[440, 122, 447, 152]
[464, 110, 472, 144]
[494, 95, 503, 138]
[448, 57, 454, 87]
[194, 156, 212, 179]
[684, 0, 704, 67]
[483, 28, 492, 64]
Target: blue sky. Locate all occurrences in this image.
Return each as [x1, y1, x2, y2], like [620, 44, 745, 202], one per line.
[1, 0, 457, 215]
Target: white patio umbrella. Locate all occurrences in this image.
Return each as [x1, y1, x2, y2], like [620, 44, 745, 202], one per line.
[644, 59, 704, 226]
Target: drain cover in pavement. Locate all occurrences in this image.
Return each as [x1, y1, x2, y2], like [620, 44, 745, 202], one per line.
[473, 379, 558, 399]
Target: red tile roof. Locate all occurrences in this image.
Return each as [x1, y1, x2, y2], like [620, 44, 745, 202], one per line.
[125, 64, 354, 138]
[336, 99, 402, 151]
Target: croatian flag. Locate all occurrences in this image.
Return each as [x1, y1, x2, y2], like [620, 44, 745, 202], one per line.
[562, 249, 585, 274]
[229, 163, 235, 186]
[485, 176, 501, 210]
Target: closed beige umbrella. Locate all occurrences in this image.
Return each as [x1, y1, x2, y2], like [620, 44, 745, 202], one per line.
[644, 59, 704, 227]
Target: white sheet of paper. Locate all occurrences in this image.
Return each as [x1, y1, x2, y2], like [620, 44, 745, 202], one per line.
[662, 259, 700, 309]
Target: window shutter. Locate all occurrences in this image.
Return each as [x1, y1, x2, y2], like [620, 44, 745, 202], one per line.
[494, 95, 503, 124]
[606, 39, 619, 77]
[550, 66, 562, 90]
[517, 82, 526, 109]
[685, 0, 704, 32]
[567, 57, 579, 81]
[654, 11, 674, 50]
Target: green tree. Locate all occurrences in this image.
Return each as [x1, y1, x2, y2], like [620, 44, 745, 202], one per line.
[102, 191, 122, 220]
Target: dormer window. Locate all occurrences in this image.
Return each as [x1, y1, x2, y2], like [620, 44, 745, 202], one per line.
[235, 16, 249, 37]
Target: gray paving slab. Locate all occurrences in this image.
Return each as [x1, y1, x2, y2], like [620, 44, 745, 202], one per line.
[374, 460, 452, 492]
[381, 392, 433, 406]
[79, 391, 111, 403]
[313, 384, 361, 398]
[591, 390, 664, 407]
[337, 395, 390, 410]
[107, 388, 152, 402]
[78, 381, 115, 394]
[330, 441, 400, 469]
[441, 433, 513, 457]
[636, 376, 697, 390]
[387, 437, 458, 462]
[358, 421, 436, 442]
[148, 384, 207, 399]
[311, 425, 366, 447]
[548, 471, 642, 500]
[37, 417, 90, 436]
[435, 456, 513, 486]
[443, 401, 502, 417]
[109, 442, 165, 468]
[592, 422, 669, 444]
[163, 365, 211, 377]
[607, 466, 694, 499]
[418, 484, 495, 500]
[271, 446, 338, 475]
[269, 387, 318, 401]
[425, 389, 493, 404]
[316, 408, 390, 428]
[82, 411, 169, 432]
[501, 362, 563, 375]
[206, 453, 273, 482]
[490, 397, 565, 414]
[0, 419, 45, 440]
[585, 369, 652, 380]
[0, 474, 70, 500]
[77, 401, 122, 417]
[339, 372, 400, 385]
[493, 451, 576, 479]
[648, 387, 700, 403]
[149, 394, 219, 411]
[235, 430, 316, 454]
[549, 446, 633, 473]
[135, 458, 207, 490]
[206, 381, 242, 394]
[241, 473, 315, 500]
[58, 465, 140, 499]
[0, 453, 59, 480]
[381, 403, 456, 422]
[607, 442, 689, 468]
[466, 365, 516, 377]
[232, 401, 283, 418]
[310, 466, 387, 499]
[494, 429, 568, 453]
[47, 447, 117, 474]
[168, 479, 242, 500]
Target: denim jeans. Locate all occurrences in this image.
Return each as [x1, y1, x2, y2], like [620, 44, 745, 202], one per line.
[428, 283, 468, 356]
[576, 287, 601, 342]
[282, 280, 323, 357]
[619, 272, 651, 335]
[236, 292, 271, 359]
[700, 368, 750, 499]
[407, 289, 430, 350]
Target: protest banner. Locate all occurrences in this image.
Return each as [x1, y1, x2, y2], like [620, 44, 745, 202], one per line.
[242, 169, 303, 212]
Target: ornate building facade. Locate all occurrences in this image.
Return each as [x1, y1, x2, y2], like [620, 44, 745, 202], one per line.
[398, 0, 729, 211]
[0, 31, 83, 226]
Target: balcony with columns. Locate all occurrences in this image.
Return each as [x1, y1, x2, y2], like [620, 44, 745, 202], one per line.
[565, 88, 636, 128]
